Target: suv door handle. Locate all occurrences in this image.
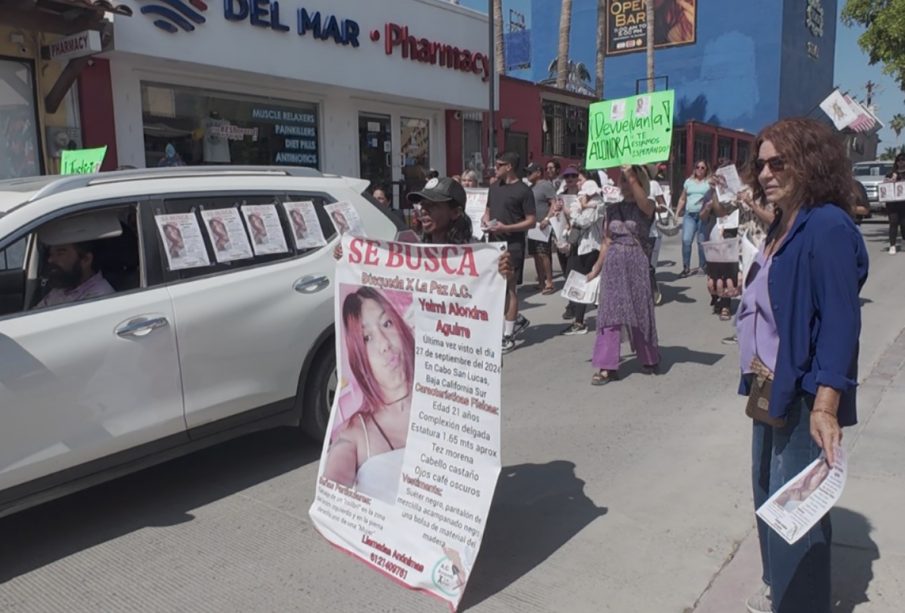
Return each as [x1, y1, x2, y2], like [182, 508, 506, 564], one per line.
[116, 316, 169, 338]
[293, 275, 330, 294]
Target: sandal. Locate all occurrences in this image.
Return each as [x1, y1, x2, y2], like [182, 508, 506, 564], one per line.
[591, 369, 619, 386]
[542, 285, 556, 295]
[642, 363, 661, 375]
[719, 308, 732, 321]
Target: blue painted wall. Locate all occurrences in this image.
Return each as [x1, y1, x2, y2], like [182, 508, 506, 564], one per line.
[461, 0, 837, 135]
[778, 0, 838, 118]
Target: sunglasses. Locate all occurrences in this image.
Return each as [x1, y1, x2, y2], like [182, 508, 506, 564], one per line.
[563, 173, 579, 179]
[754, 156, 786, 173]
[495, 161, 510, 168]
[695, 165, 707, 170]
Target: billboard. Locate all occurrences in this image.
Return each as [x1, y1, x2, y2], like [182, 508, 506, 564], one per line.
[606, 0, 697, 56]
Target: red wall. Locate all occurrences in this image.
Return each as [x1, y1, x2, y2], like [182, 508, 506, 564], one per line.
[77, 58, 118, 171]
[445, 76, 586, 181]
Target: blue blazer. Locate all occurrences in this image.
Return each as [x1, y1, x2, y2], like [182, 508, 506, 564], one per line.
[738, 204, 869, 426]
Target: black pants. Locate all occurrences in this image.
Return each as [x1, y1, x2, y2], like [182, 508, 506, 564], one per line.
[568, 249, 599, 323]
[887, 202, 905, 246]
[557, 248, 569, 279]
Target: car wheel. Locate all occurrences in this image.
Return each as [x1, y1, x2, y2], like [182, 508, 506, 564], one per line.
[301, 345, 337, 440]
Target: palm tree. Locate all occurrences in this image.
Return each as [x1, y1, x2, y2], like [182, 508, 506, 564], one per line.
[556, 0, 573, 89]
[881, 147, 900, 161]
[595, 0, 606, 99]
[645, 0, 655, 92]
[492, 0, 504, 74]
[890, 113, 905, 144]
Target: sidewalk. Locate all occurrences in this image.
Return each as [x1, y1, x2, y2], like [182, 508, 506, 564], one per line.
[693, 328, 905, 613]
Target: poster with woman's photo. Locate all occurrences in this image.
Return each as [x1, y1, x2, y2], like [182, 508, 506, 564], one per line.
[240, 204, 288, 255]
[200, 208, 254, 263]
[757, 447, 847, 545]
[282, 200, 327, 250]
[465, 188, 488, 240]
[154, 213, 211, 270]
[324, 201, 365, 237]
[310, 235, 506, 611]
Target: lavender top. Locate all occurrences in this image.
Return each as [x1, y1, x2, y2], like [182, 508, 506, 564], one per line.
[737, 250, 780, 373]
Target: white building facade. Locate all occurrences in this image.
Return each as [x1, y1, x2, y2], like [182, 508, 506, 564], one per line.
[108, 0, 492, 200]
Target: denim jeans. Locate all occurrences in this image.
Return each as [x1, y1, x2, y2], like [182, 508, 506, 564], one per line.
[681, 212, 707, 270]
[752, 395, 831, 613]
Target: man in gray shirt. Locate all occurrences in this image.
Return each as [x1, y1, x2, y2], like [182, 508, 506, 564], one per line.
[525, 163, 557, 294]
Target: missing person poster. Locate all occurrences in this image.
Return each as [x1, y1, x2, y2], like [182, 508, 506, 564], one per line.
[756, 447, 847, 545]
[465, 188, 489, 240]
[879, 181, 905, 203]
[310, 235, 506, 611]
[241, 204, 288, 255]
[606, 0, 697, 56]
[325, 201, 366, 237]
[154, 213, 211, 270]
[282, 200, 328, 250]
[200, 208, 254, 263]
[585, 90, 675, 170]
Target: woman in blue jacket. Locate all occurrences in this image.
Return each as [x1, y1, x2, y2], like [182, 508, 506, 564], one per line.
[712, 118, 869, 613]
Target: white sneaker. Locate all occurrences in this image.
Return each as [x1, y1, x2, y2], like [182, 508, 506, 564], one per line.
[890, 246, 897, 255]
[745, 583, 771, 613]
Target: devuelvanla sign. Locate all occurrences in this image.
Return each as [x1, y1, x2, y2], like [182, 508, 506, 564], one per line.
[585, 90, 675, 169]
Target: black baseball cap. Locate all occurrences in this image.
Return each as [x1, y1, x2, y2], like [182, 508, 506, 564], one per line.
[407, 177, 467, 208]
[524, 162, 543, 174]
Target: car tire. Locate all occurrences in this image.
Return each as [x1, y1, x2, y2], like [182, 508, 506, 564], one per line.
[301, 344, 337, 441]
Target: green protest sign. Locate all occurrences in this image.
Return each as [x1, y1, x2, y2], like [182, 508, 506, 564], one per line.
[61, 146, 108, 175]
[585, 90, 675, 169]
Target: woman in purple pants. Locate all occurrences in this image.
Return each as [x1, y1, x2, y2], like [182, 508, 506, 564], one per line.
[587, 166, 660, 384]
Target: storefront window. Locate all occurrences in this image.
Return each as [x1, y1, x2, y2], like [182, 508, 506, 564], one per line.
[141, 82, 319, 169]
[462, 113, 484, 174]
[0, 58, 42, 179]
[542, 100, 588, 158]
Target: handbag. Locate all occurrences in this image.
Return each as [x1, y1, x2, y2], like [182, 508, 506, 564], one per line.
[745, 287, 786, 427]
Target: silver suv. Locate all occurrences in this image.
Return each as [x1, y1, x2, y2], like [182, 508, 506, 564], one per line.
[0, 166, 403, 518]
[853, 160, 894, 213]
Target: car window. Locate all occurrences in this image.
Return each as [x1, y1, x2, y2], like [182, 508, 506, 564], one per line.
[0, 237, 26, 271]
[0, 204, 142, 317]
[159, 193, 334, 281]
[854, 163, 892, 177]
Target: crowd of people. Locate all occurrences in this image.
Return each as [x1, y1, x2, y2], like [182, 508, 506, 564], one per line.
[356, 116, 873, 613]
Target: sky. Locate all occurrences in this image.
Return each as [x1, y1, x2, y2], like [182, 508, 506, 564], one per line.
[456, 0, 902, 155]
[833, 2, 902, 153]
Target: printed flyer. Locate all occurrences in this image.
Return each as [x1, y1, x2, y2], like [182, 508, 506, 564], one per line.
[325, 201, 366, 237]
[756, 447, 847, 545]
[464, 188, 489, 240]
[282, 200, 328, 250]
[310, 235, 506, 611]
[200, 208, 254, 263]
[154, 213, 211, 270]
[560, 270, 600, 305]
[241, 203, 289, 256]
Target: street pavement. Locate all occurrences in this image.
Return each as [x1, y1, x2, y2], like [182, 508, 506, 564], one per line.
[1, 221, 903, 613]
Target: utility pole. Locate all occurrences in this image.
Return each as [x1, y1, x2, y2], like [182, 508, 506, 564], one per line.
[865, 80, 876, 107]
[488, 0, 495, 177]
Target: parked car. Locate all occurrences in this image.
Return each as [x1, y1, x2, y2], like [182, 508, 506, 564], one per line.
[853, 160, 894, 213]
[0, 166, 403, 519]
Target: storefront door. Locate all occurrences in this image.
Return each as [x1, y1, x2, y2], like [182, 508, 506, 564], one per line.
[358, 113, 392, 197]
[400, 117, 430, 208]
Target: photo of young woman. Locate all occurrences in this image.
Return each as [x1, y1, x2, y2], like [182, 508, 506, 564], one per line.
[323, 285, 416, 504]
[290, 208, 308, 240]
[248, 213, 268, 245]
[331, 210, 351, 235]
[209, 217, 231, 252]
[163, 223, 184, 259]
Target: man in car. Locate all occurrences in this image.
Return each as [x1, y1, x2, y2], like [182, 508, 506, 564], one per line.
[34, 241, 115, 309]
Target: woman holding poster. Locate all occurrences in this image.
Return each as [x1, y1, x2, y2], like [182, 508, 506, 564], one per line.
[587, 166, 659, 384]
[712, 118, 867, 613]
[323, 287, 416, 503]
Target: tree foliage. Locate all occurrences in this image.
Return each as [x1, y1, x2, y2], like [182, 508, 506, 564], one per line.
[842, 0, 905, 88]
